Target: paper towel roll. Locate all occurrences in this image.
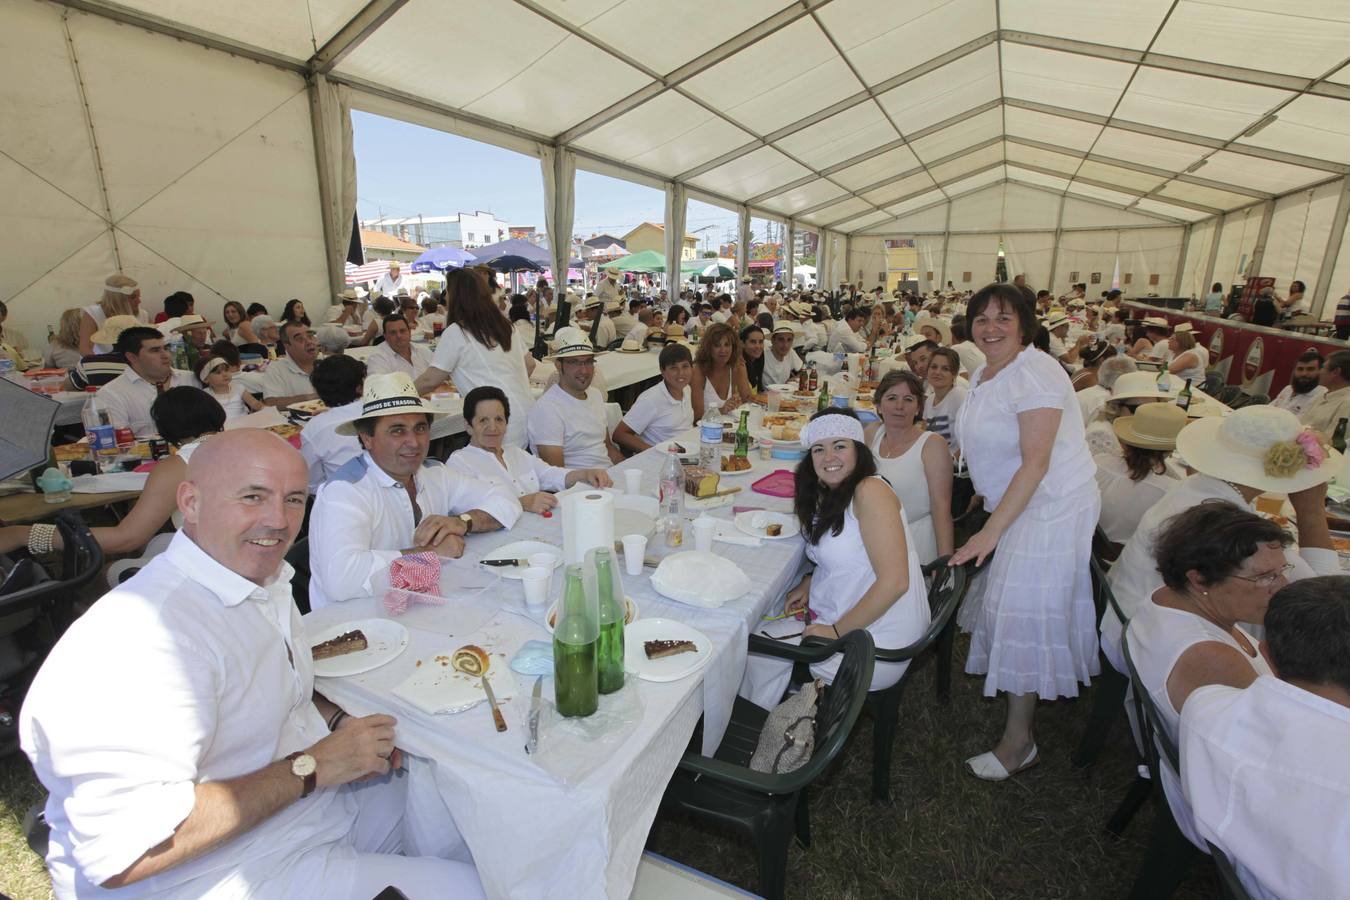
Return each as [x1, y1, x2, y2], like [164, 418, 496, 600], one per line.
[561, 490, 615, 565]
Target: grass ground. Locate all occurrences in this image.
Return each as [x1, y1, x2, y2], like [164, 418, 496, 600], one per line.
[0, 634, 1219, 899]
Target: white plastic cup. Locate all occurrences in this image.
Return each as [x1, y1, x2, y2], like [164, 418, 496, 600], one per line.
[766, 389, 781, 412]
[527, 552, 554, 570]
[521, 566, 551, 613]
[624, 469, 642, 495]
[692, 516, 717, 553]
[621, 533, 647, 576]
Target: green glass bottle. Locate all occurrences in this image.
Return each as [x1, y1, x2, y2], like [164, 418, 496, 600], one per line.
[818, 378, 830, 412]
[1176, 378, 1192, 412]
[1333, 417, 1348, 455]
[552, 564, 598, 716]
[593, 549, 625, 695]
[734, 409, 750, 459]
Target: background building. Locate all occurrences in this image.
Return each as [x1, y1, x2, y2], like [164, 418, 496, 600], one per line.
[359, 228, 425, 264]
[622, 223, 698, 260]
[361, 211, 508, 249]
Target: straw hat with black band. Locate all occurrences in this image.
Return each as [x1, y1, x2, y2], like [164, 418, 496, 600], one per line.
[546, 326, 597, 361]
[336, 372, 450, 436]
[1141, 316, 1171, 331]
[90, 314, 141, 347]
[910, 315, 951, 345]
[1044, 311, 1071, 331]
[1175, 405, 1342, 495]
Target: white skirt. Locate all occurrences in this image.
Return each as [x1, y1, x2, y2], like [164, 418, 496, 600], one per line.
[964, 480, 1101, 699]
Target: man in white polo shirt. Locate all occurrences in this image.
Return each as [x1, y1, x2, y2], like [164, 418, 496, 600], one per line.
[20, 429, 483, 899]
[613, 342, 694, 453]
[1180, 577, 1350, 900]
[762, 322, 802, 386]
[309, 373, 521, 607]
[97, 326, 197, 438]
[527, 327, 622, 468]
[364, 314, 434, 380]
[258, 321, 320, 407]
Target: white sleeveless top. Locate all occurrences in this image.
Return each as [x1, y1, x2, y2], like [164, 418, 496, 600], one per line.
[1126, 598, 1270, 847]
[868, 426, 938, 564]
[83, 304, 111, 354]
[806, 476, 931, 653]
[701, 368, 730, 414]
[1172, 344, 1209, 387]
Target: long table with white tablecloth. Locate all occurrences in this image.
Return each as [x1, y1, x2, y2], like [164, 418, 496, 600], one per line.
[304, 431, 805, 899]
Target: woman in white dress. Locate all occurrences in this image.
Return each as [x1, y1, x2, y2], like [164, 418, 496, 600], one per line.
[79, 274, 139, 355]
[1093, 403, 1185, 548]
[447, 386, 611, 515]
[690, 322, 755, 421]
[1166, 327, 1209, 387]
[1084, 370, 1176, 459]
[952, 283, 1101, 781]
[741, 410, 931, 707]
[415, 268, 537, 448]
[1125, 501, 1288, 845]
[862, 370, 952, 565]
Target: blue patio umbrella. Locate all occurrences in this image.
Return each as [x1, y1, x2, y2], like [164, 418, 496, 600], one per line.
[410, 246, 475, 272]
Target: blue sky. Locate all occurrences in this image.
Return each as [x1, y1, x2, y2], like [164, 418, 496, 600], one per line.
[352, 111, 740, 252]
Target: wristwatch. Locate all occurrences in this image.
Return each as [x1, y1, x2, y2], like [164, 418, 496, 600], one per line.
[286, 752, 317, 798]
[458, 512, 474, 533]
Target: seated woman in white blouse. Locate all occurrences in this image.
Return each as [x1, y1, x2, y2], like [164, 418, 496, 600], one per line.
[447, 386, 612, 515]
[1092, 402, 1185, 551]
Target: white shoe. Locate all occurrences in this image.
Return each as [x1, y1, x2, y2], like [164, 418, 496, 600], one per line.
[966, 744, 1039, 781]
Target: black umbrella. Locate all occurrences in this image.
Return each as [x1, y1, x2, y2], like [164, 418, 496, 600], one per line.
[0, 380, 59, 482]
[476, 254, 545, 273]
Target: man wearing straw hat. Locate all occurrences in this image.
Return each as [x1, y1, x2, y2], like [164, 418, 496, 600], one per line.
[375, 261, 407, 300]
[763, 322, 803, 386]
[526, 327, 622, 469]
[308, 373, 522, 608]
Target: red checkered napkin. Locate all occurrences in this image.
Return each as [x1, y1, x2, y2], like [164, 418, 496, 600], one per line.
[383, 552, 445, 615]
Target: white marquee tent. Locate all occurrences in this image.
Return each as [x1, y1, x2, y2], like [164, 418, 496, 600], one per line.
[5, 0, 1350, 344]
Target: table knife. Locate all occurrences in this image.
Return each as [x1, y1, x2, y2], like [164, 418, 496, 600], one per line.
[481, 678, 507, 732]
[480, 557, 528, 567]
[525, 676, 542, 754]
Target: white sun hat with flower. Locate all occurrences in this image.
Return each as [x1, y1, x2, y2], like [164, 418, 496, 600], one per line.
[1175, 405, 1342, 494]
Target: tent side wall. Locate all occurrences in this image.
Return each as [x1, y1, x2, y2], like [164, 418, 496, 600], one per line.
[0, 3, 329, 346]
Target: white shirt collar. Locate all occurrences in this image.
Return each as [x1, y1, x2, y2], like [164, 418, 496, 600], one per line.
[163, 530, 293, 608]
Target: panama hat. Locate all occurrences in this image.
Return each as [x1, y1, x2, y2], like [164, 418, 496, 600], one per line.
[1176, 405, 1342, 494]
[1110, 370, 1179, 402]
[171, 314, 211, 334]
[548, 326, 597, 360]
[614, 337, 646, 354]
[91, 314, 141, 346]
[1113, 403, 1187, 451]
[1141, 316, 1171, 330]
[910, 316, 951, 345]
[336, 372, 449, 435]
[338, 288, 361, 303]
[771, 322, 798, 336]
[1044, 311, 1071, 330]
[1173, 322, 1194, 333]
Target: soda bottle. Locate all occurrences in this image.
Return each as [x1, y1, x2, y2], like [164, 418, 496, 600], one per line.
[552, 564, 598, 717]
[593, 548, 625, 695]
[734, 409, 750, 459]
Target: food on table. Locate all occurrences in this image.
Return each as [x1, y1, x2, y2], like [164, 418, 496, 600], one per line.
[267, 423, 301, 439]
[1331, 535, 1350, 553]
[451, 644, 490, 676]
[763, 413, 806, 427]
[311, 629, 368, 660]
[771, 424, 801, 441]
[721, 455, 752, 473]
[765, 523, 783, 537]
[682, 464, 720, 497]
[858, 381, 880, 393]
[644, 639, 697, 660]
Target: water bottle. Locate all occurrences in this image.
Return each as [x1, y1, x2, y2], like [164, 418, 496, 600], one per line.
[658, 446, 685, 548]
[0, 358, 21, 385]
[82, 391, 117, 464]
[1156, 367, 1170, 393]
[699, 410, 723, 472]
[593, 548, 625, 695]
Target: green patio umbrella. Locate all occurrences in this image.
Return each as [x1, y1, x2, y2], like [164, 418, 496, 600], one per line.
[603, 249, 666, 273]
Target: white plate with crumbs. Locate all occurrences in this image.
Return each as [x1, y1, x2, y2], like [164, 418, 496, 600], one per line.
[735, 510, 800, 540]
[310, 619, 409, 678]
[624, 619, 712, 682]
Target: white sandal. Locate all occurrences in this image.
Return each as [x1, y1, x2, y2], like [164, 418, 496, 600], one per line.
[966, 744, 1039, 781]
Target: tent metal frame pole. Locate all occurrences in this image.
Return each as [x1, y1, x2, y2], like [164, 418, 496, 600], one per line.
[1172, 224, 1191, 296]
[939, 203, 952, 290]
[785, 220, 796, 289]
[737, 206, 751, 282]
[1247, 200, 1277, 277]
[306, 74, 344, 300]
[1310, 176, 1350, 320]
[60, 9, 121, 270]
[1047, 194, 1066, 292]
[1202, 213, 1225, 292]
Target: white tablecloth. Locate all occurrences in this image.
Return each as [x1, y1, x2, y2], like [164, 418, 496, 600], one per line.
[304, 430, 805, 900]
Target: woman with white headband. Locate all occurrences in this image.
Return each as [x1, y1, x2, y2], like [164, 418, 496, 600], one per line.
[740, 409, 931, 707]
[79, 274, 144, 355]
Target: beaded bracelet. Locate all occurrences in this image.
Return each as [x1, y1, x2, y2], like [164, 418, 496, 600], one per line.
[326, 709, 348, 732]
[27, 523, 56, 556]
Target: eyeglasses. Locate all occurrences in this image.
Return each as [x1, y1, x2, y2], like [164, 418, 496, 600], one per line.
[1230, 563, 1294, 586]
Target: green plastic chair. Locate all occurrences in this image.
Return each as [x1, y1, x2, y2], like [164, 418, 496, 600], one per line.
[658, 630, 875, 900]
[1120, 630, 1201, 899]
[1074, 552, 1133, 772]
[863, 557, 969, 802]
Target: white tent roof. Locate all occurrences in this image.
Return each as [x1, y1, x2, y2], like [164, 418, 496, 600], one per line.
[45, 0, 1350, 234]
